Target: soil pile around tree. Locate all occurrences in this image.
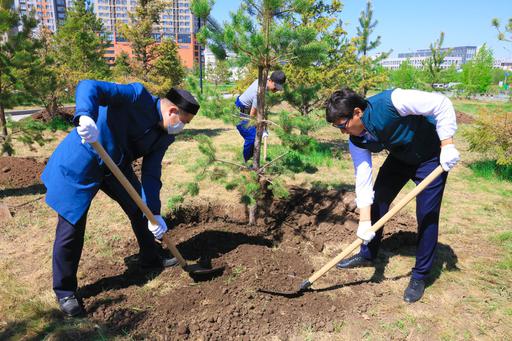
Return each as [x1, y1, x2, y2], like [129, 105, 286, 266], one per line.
[31, 106, 75, 123]
[0, 157, 46, 188]
[78, 187, 418, 340]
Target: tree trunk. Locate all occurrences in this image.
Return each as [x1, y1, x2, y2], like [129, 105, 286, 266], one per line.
[248, 65, 270, 225]
[0, 103, 9, 156]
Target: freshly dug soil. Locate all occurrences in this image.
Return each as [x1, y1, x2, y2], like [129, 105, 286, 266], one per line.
[0, 157, 46, 188]
[78, 188, 418, 340]
[456, 111, 475, 124]
[31, 107, 75, 123]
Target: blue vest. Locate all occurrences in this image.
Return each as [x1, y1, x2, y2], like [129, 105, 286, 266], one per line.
[350, 90, 440, 165]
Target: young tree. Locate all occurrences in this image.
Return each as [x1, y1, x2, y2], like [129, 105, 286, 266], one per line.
[282, 0, 354, 121]
[198, 0, 325, 224]
[191, 0, 215, 93]
[206, 60, 232, 86]
[422, 32, 451, 90]
[118, 0, 164, 81]
[147, 39, 186, 96]
[112, 51, 133, 82]
[492, 17, 512, 42]
[53, 0, 110, 92]
[460, 44, 494, 97]
[354, 0, 390, 95]
[0, 4, 41, 153]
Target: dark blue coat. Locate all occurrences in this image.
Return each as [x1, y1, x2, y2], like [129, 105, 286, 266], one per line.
[41, 80, 174, 224]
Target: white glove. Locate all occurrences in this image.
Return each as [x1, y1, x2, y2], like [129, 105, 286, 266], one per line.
[77, 115, 99, 144]
[262, 129, 269, 138]
[147, 215, 168, 240]
[440, 144, 460, 172]
[356, 220, 375, 245]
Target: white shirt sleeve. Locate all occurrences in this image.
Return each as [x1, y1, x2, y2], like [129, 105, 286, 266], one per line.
[391, 89, 457, 141]
[348, 139, 374, 208]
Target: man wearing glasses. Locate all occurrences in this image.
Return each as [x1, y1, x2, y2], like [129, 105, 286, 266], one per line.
[325, 88, 460, 303]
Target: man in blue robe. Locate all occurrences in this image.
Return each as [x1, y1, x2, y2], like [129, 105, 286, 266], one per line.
[41, 80, 200, 316]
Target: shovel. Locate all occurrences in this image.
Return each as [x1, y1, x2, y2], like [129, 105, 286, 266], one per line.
[262, 165, 445, 296]
[91, 141, 225, 281]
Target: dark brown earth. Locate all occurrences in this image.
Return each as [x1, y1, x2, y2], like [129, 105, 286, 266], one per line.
[0, 157, 46, 188]
[31, 106, 75, 123]
[456, 110, 475, 124]
[77, 188, 418, 340]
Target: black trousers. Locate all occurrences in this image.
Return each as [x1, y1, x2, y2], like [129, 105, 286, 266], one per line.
[52, 168, 159, 299]
[360, 154, 448, 280]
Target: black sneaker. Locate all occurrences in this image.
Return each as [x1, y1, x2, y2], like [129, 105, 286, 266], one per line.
[140, 256, 178, 269]
[403, 278, 425, 303]
[58, 295, 85, 317]
[336, 254, 374, 269]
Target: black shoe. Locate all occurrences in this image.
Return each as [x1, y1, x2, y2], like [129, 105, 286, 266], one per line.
[403, 278, 425, 303]
[58, 295, 85, 317]
[336, 254, 374, 269]
[140, 256, 178, 269]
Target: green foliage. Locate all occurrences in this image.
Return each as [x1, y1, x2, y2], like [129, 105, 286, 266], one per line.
[118, 0, 164, 81]
[492, 17, 512, 42]
[389, 59, 421, 89]
[2, 116, 69, 155]
[53, 0, 110, 91]
[354, 0, 391, 95]
[146, 39, 186, 96]
[464, 108, 512, 167]
[422, 32, 450, 89]
[460, 44, 494, 96]
[206, 60, 232, 86]
[112, 51, 133, 82]
[167, 194, 185, 211]
[468, 160, 512, 182]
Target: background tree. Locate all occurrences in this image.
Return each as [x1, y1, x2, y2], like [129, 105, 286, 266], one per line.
[389, 59, 421, 89]
[118, 0, 164, 81]
[53, 0, 110, 93]
[492, 17, 512, 42]
[206, 60, 232, 86]
[191, 0, 215, 93]
[354, 0, 390, 95]
[112, 51, 133, 82]
[460, 44, 494, 97]
[146, 39, 186, 96]
[421, 32, 451, 90]
[0, 5, 43, 154]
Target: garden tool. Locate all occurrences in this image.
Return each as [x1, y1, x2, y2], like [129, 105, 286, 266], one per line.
[260, 165, 445, 297]
[91, 141, 225, 281]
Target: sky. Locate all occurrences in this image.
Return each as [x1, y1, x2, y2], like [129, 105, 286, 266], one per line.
[210, 0, 512, 59]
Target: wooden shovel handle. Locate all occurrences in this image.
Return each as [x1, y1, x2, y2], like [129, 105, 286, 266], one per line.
[91, 141, 188, 267]
[306, 165, 445, 286]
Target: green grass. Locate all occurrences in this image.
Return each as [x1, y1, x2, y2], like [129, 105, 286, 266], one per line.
[452, 99, 512, 116]
[493, 231, 512, 270]
[467, 160, 512, 183]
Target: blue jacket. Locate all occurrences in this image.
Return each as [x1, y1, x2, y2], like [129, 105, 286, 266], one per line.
[350, 90, 440, 165]
[41, 80, 174, 224]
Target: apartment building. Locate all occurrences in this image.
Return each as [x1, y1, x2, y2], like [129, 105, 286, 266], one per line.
[90, 0, 198, 68]
[14, 0, 67, 32]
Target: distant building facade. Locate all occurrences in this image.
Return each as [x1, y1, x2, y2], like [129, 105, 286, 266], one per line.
[14, 0, 67, 32]
[494, 59, 512, 71]
[380, 46, 477, 70]
[13, 0, 199, 68]
[89, 0, 198, 67]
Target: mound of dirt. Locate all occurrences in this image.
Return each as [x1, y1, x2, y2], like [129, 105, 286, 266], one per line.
[78, 188, 418, 339]
[456, 111, 475, 124]
[0, 157, 46, 188]
[31, 107, 75, 123]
